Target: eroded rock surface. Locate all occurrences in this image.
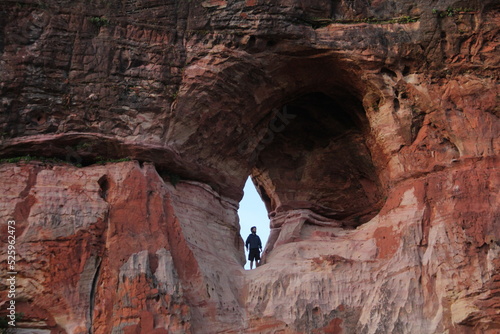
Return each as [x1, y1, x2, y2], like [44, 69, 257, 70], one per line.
[0, 0, 499, 333]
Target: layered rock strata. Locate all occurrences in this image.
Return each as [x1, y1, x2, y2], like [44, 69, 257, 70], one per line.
[0, 0, 499, 333]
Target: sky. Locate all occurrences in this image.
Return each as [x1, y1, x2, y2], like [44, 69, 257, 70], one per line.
[238, 177, 270, 270]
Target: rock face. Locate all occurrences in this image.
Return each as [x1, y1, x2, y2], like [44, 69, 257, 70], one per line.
[0, 0, 499, 333]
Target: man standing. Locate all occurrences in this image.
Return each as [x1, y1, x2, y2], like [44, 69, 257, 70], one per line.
[245, 226, 262, 269]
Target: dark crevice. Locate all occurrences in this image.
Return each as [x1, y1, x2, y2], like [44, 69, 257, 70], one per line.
[410, 110, 426, 143]
[402, 65, 410, 76]
[97, 175, 109, 200]
[247, 35, 256, 48]
[393, 98, 400, 113]
[381, 67, 397, 78]
[149, 252, 159, 275]
[88, 257, 102, 334]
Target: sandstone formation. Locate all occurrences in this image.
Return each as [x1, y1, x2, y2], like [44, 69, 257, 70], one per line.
[0, 0, 499, 333]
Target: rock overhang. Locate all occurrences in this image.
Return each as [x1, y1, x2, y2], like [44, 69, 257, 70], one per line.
[0, 0, 499, 332]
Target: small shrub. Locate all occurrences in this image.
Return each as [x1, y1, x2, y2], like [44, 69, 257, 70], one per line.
[159, 170, 181, 188]
[89, 16, 110, 27]
[435, 7, 475, 18]
[396, 16, 418, 24]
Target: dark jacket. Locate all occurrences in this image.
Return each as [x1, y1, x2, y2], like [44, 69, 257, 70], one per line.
[245, 233, 262, 250]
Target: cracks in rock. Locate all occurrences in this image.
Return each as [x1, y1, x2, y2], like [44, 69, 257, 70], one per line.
[410, 108, 426, 144]
[419, 17, 445, 71]
[420, 181, 431, 247]
[88, 257, 102, 334]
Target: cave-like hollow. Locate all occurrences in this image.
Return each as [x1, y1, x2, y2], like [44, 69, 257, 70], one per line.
[249, 90, 386, 234]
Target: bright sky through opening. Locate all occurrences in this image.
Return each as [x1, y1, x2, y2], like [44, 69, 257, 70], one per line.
[239, 177, 270, 270]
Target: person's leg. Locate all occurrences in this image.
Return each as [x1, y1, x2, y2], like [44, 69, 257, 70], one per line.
[248, 249, 253, 269]
[249, 250, 254, 269]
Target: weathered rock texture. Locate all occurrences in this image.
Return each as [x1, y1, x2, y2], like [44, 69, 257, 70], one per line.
[0, 0, 499, 333]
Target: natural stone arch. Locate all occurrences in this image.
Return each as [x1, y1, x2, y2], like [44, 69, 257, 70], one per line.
[170, 46, 391, 266]
[168, 45, 384, 199]
[246, 89, 386, 263]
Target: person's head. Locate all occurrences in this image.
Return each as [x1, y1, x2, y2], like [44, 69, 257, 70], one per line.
[251, 226, 257, 234]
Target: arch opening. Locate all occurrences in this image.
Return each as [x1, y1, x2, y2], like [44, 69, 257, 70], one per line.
[238, 176, 270, 270]
[248, 90, 385, 261]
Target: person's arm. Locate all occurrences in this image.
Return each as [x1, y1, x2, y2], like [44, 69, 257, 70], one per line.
[245, 235, 249, 251]
[258, 236, 262, 251]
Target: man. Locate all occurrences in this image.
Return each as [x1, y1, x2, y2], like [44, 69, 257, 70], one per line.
[245, 226, 262, 269]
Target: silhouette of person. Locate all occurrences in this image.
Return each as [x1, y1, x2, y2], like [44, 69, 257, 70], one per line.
[245, 226, 262, 269]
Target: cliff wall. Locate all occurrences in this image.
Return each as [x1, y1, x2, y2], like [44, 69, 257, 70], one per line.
[0, 0, 498, 333]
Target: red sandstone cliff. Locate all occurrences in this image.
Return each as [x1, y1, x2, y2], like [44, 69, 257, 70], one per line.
[0, 0, 499, 333]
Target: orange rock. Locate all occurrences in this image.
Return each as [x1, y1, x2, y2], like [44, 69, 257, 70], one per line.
[0, 0, 498, 333]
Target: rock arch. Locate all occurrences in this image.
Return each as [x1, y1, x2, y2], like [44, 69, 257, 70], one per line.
[172, 49, 387, 263]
